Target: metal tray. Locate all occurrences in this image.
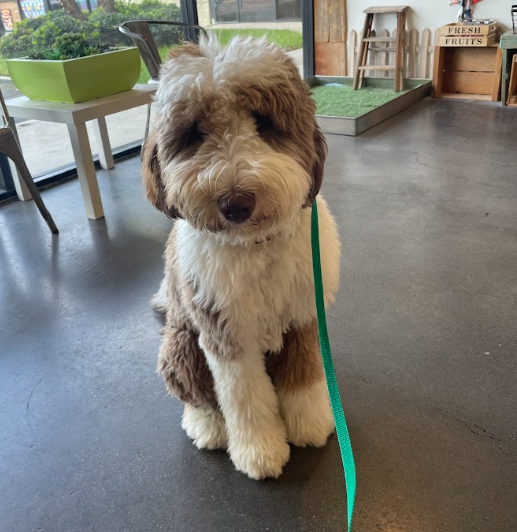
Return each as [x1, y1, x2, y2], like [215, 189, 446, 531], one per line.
[307, 76, 432, 136]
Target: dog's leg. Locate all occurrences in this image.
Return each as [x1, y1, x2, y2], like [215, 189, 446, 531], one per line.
[151, 274, 170, 314]
[181, 404, 227, 450]
[268, 320, 335, 448]
[200, 336, 290, 480]
[158, 326, 227, 450]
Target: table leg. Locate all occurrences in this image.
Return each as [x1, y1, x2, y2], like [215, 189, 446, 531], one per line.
[501, 50, 508, 107]
[92, 117, 114, 170]
[68, 123, 104, 220]
[8, 118, 32, 201]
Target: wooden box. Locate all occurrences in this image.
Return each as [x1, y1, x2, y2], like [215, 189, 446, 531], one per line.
[438, 33, 497, 47]
[433, 45, 502, 101]
[440, 22, 498, 36]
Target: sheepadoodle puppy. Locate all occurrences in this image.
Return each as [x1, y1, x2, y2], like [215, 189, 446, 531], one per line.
[142, 36, 341, 480]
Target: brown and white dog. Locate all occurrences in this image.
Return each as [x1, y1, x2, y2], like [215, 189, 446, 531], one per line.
[142, 36, 341, 480]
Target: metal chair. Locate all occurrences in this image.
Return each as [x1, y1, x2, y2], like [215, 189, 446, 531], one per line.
[0, 89, 58, 234]
[119, 21, 208, 140]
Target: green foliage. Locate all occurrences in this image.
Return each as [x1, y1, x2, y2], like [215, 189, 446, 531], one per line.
[0, 11, 84, 57]
[28, 33, 110, 60]
[0, 1, 182, 59]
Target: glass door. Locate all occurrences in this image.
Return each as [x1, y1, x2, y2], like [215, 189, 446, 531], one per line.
[195, 0, 303, 76]
[276, 0, 301, 20]
[0, 0, 186, 199]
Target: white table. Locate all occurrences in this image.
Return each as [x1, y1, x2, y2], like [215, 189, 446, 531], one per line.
[6, 84, 156, 220]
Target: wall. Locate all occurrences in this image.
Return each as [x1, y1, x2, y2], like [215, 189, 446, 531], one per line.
[347, 0, 512, 35]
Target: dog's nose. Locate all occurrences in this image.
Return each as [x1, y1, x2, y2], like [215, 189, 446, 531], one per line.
[218, 194, 256, 223]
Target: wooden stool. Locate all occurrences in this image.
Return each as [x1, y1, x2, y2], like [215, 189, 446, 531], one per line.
[353, 5, 408, 92]
[507, 55, 517, 105]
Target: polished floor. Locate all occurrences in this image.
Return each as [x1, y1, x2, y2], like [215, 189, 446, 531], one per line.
[1, 98, 516, 532]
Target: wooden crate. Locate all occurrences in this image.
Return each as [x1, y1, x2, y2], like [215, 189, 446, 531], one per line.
[440, 22, 498, 36]
[438, 33, 497, 47]
[508, 55, 517, 106]
[433, 45, 503, 101]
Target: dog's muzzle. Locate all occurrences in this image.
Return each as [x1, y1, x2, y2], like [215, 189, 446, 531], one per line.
[218, 194, 256, 223]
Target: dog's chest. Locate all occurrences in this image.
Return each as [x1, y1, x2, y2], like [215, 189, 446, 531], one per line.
[175, 223, 315, 352]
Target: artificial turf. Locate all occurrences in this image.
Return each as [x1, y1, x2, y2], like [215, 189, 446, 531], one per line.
[311, 84, 409, 118]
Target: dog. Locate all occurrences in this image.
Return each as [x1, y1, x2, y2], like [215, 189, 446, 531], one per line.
[142, 36, 341, 480]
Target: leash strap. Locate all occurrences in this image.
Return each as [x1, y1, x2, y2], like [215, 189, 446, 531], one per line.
[311, 199, 356, 532]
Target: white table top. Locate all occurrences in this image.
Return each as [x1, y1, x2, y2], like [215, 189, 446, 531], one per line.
[6, 84, 156, 125]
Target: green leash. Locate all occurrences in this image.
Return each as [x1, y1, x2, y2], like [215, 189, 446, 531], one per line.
[311, 199, 356, 532]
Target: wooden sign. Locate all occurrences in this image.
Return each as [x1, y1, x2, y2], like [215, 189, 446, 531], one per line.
[440, 22, 498, 36]
[439, 33, 497, 47]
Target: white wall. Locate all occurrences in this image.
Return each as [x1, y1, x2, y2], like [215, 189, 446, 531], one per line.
[347, 1, 512, 35]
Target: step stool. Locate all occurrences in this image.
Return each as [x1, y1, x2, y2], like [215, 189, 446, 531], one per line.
[353, 5, 409, 92]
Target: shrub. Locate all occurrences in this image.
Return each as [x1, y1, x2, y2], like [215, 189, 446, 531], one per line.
[0, 11, 84, 57]
[117, 1, 184, 47]
[29, 33, 110, 60]
[0, 1, 183, 58]
[86, 9, 133, 46]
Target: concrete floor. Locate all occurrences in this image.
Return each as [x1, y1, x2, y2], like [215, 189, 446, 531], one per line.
[1, 98, 516, 532]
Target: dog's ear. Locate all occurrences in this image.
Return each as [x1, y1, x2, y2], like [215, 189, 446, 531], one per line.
[168, 42, 203, 61]
[142, 130, 182, 219]
[305, 126, 327, 207]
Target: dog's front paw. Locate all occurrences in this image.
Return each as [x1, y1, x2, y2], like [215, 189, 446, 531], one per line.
[229, 431, 290, 480]
[182, 404, 227, 450]
[279, 380, 335, 448]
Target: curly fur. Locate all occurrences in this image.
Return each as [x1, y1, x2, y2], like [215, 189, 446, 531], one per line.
[143, 36, 341, 479]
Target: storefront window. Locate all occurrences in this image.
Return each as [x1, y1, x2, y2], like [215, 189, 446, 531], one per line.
[0, 2, 181, 193]
[209, 0, 301, 24]
[277, 0, 301, 20]
[20, 0, 46, 19]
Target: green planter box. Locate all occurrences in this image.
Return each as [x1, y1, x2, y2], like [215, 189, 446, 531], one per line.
[7, 47, 141, 104]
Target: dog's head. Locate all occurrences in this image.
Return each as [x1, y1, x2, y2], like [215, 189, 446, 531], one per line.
[142, 36, 326, 242]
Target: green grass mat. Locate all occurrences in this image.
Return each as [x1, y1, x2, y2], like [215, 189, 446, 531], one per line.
[312, 84, 409, 118]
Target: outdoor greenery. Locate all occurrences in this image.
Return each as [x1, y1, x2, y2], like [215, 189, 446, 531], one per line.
[311, 85, 409, 118]
[210, 29, 302, 51]
[0, 1, 183, 59]
[29, 33, 110, 60]
[0, 2, 303, 81]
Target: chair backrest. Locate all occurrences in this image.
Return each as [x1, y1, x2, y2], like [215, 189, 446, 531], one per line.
[119, 20, 208, 81]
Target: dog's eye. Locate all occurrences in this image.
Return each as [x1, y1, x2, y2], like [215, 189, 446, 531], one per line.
[183, 123, 204, 149]
[252, 112, 275, 136]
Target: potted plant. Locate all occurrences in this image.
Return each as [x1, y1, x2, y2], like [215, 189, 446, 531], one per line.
[7, 33, 141, 104]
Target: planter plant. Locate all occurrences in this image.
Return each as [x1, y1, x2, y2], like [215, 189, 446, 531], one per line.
[7, 33, 140, 104]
